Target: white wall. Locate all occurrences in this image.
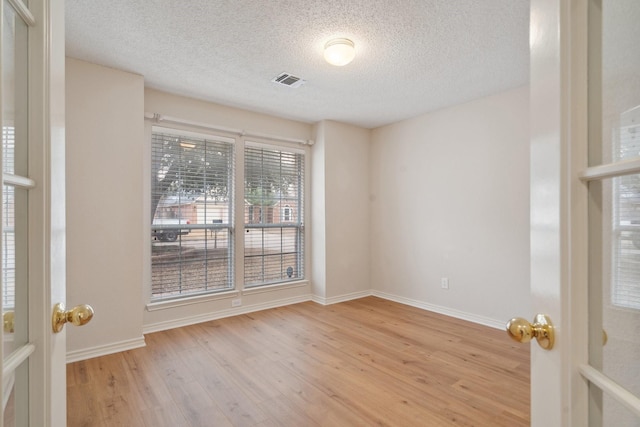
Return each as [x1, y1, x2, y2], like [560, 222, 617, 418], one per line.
[313, 121, 371, 302]
[370, 86, 530, 326]
[310, 123, 327, 299]
[65, 58, 145, 358]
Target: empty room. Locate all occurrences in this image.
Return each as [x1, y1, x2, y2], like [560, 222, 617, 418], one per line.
[2, 0, 639, 426]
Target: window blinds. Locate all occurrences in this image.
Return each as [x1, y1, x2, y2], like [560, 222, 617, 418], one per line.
[151, 130, 234, 300]
[244, 144, 304, 287]
[2, 127, 15, 308]
[612, 119, 640, 309]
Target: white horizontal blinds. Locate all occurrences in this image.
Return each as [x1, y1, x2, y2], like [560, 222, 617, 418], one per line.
[2, 128, 15, 310]
[3, 127, 14, 174]
[612, 112, 640, 309]
[151, 130, 234, 300]
[244, 144, 304, 287]
[2, 185, 15, 310]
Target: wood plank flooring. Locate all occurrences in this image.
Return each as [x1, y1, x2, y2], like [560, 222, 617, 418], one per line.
[67, 297, 530, 426]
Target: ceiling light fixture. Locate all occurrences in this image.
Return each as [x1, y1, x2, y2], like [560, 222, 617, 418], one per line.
[324, 38, 355, 66]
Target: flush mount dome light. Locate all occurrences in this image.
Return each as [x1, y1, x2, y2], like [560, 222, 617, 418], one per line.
[324, 38, 355, 66]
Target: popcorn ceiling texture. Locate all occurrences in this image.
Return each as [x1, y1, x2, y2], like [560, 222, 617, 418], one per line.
[65, 0, 529, 129]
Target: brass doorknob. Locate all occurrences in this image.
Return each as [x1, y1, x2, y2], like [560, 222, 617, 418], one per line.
[52, 303, 94, 333]
[506, 314, 554, 350]
[3, 311, 14, 333]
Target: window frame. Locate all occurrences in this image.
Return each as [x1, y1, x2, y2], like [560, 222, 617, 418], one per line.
[149, 126, 236, 302]
[283, 205, 292, 222]
[611, 112, 640, 311]
[145, 124, 310, 309]
[243, 140, 306, 288]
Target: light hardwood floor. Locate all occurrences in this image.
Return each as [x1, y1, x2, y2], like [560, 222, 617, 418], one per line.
[67, 297, 530, 426]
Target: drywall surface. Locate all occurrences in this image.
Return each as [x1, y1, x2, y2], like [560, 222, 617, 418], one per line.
[311, 122, 327, 299]
[66, 58, 145, 355]
[370, 86, 530, 325]
[322, 121, 372, 301]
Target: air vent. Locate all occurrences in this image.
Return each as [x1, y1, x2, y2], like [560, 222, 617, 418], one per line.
[272, 72, 306, 88]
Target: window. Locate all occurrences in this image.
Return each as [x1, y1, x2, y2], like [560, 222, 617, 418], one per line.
[151, 128, 234, 300]
[2, 126, 15, 309]
[149, 127, 307, 302]
[612, 107, 640, 309]
[244, 143, 304, 287]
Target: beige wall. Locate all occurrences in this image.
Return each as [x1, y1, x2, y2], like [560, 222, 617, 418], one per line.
[370, 86, 531, 326]
[65, 58, 145, 358]
[310, 123, 327, 298]
[317, 121, 371, 302]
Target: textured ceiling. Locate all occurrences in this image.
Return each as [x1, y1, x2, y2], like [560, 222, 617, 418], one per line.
[65, 0, 529, 129]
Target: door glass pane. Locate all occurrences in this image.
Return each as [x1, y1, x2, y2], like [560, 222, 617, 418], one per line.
[603, 395, 640, 427]
[604, 172, 640, 426]
[2, 0, 28, 177]
[2, 0, 29, 346]
[3, 384, 14, 427]
[2, 0, 30, 422]
[590, 0, 640, 425]
[2, 363, 28, 426]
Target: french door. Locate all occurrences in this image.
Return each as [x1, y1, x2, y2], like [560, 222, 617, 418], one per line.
[527, 0, 640, 425]
[0, 0, 67, 426]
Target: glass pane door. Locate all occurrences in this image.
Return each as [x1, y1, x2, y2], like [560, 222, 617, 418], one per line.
[2, 1, 31, 425]
[587, 0, 640, 425]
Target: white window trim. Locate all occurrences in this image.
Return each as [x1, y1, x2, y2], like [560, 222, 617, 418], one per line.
[243, 142, 306, 287]
[151, 125, 236, 144]
[143, 119, 311, 311]
[245, 139, 306, 154]
[283, 204, 292, 222]
[146, 289, 240, 312]
[242, 279, 309, 296]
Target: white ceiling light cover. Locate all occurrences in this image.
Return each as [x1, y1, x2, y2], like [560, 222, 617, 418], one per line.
[324, 38, 356, 66]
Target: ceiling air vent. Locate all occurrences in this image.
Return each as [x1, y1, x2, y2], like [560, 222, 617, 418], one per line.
[272, 72, 306, 88]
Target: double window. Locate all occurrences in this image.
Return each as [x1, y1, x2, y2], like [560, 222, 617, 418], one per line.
[150, 128, 305, 301]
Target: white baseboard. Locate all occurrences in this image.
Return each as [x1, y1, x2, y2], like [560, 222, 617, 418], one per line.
[66, 336, 146, 363]
[144, 289, 501, 332]
[311, 290, 373, 305]
[68, 291, 504, 363]
[143, 294, 313, 334]
[371, 290, 505, 330]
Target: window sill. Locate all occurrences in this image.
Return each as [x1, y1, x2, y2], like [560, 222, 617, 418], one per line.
[146, 280, 309, 312]
[146, 289, 240, 312]
[243, 279, 309, 296]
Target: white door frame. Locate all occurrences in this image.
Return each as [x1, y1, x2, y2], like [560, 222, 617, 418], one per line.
[529, 0, 589, 425]
[532, 0, 640, 424]
[30, 0, 67, 424]
[3, 0, 67, 425]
